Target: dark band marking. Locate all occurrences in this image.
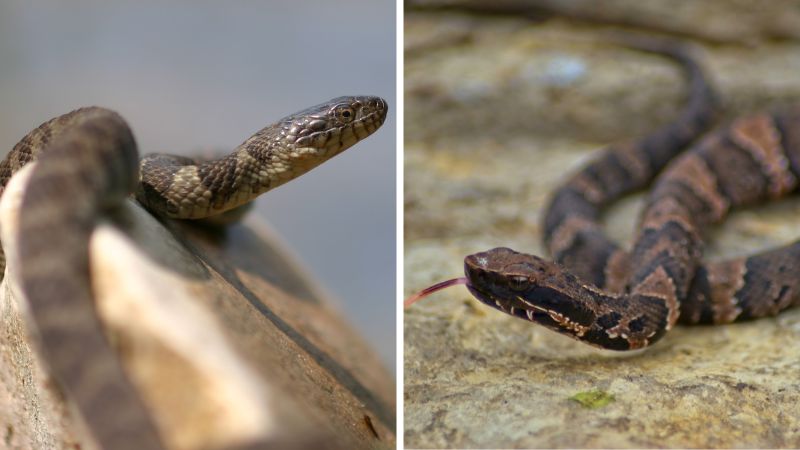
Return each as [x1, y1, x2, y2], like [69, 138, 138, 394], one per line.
[548, 215, 599, 260]
[697, 133, 770, 206]
[729, 114, 796, 197]
[630, 266, 679, 329]
[610, 141, 653, 186]
[663, 153, 729, 221]
[551, 227, 618, 288]
[543, 187, 599, 242]
[773, 108, 800, 178]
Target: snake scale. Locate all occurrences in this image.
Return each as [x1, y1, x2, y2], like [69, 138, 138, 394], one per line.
[0, 96, 386, 450]
[406, 37, 800, 351]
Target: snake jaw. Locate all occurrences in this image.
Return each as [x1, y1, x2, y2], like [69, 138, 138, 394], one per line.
[464, 247, 601, 338]
[275, 96, 387, 172]
[464, 248, 537, 313]
[283, 95, 387, 150]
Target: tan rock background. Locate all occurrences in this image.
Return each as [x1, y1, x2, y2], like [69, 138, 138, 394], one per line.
[404, 2, 800, 448]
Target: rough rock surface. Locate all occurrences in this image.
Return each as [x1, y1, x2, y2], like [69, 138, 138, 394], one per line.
[407, 0, 800, 44]
[404, 7, 800, 449]
[0, 166, 395, 450]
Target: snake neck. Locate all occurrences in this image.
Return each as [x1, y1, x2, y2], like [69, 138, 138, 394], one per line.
[136, 96, 387, 219]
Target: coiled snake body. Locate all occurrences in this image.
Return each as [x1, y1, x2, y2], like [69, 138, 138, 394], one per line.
[406, 38, 800, 351]
[0, 96, 387, 449]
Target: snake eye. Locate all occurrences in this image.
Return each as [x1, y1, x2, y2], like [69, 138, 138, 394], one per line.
[508, 275, 530, 291]
[336, 106, 355, 122]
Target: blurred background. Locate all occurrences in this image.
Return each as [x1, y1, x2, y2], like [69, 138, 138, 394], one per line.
[0, 0, 395, 370]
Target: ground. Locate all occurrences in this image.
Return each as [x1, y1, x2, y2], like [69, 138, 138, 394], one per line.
[404, 4, 800, 448]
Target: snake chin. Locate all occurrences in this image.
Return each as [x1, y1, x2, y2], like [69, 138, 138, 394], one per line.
[464, 247, 600, 338]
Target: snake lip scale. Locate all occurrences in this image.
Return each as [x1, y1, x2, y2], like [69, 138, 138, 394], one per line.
[1, 95, 387, 450]
[406, 36, 800, 351]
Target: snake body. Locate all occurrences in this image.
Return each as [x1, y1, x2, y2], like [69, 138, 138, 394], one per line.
[411, 38, 800, 350]
[467, 105, 800, 350]
[0, 96, 386, 449]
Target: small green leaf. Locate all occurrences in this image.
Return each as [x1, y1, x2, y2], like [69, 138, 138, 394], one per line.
[570, 390, 615, 409]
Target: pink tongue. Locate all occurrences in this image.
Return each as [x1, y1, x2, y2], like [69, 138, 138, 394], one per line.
[404, 277, 468, 308]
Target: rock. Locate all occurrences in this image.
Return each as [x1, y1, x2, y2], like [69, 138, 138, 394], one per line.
[407, 0, 800, 44]
[1, 165, 395, 450]
[405, 11, 800, 449]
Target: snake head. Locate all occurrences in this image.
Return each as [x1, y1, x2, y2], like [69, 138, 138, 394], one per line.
[464, 247, 596, 337]
[279, 95, 388, 159]
[464, 247, 546, 313]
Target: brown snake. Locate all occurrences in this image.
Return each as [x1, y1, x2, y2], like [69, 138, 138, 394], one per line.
[0, 96, 387, 449]
[406, 36, 800, 350]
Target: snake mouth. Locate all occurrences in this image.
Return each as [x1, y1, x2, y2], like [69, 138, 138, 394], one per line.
[465, 283, 497, 308]
[465, 283, 539, 321]
[465, 281, 594, 337]
[347, 96, 388, 128]
[360, 96, 388, 121]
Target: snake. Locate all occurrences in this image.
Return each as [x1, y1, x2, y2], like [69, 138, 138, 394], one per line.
[405, 36, 800, 351]
[0, 96, 387, 450]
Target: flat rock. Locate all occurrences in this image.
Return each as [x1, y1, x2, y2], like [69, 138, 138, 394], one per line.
[405, 12, 800, 449]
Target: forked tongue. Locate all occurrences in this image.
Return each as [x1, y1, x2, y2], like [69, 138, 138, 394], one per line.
[404, 277, 468, 308]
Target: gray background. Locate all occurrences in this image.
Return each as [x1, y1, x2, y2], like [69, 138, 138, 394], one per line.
[0, 0, 396, 370]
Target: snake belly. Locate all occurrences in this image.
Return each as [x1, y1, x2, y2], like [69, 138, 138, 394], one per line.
[460, 39, 800, 350]
[0, 96, 386, 449]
